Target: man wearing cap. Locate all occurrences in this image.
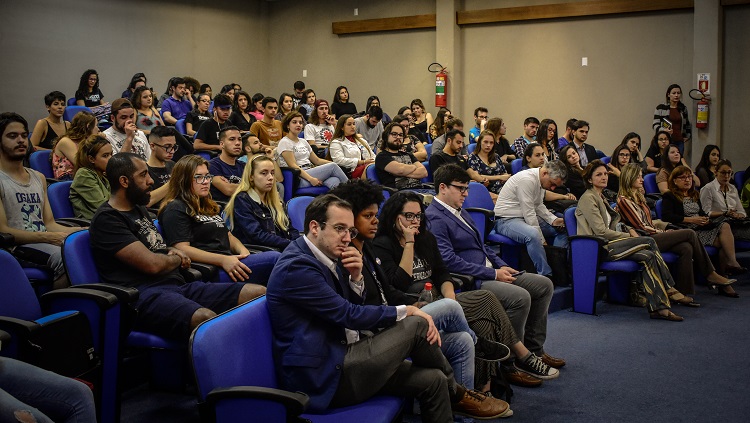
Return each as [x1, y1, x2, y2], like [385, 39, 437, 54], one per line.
[103, 98, 151, 160]
[194, 94, 233, 152]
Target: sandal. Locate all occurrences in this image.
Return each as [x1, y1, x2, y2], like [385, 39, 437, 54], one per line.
[717, 286, 740, 298]
[669, 293, 700, 307]
[649, 310, 684, 322]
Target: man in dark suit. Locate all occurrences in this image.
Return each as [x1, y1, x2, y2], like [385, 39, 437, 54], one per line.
[266, 194, 511, 421]
[426, 165, 566, 387]
[568, 120, 598, 167]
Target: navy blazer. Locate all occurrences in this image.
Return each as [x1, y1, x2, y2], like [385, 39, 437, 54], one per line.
[426, 200, 508, 281]
[266, 236, 398, 411]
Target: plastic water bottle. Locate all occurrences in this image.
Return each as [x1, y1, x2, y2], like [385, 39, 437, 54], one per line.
[417, 283, 434, 304]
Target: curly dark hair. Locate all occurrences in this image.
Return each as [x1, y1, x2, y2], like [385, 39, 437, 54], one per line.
[329, 179, 385, 217]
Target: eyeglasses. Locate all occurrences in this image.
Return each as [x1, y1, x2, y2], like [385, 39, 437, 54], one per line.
[717, 170, 733, 176]
[389, 132, 405, 139]
[618, 153, 631, 157]
[400, 212, 424, 221]
[449, 184, 470, 193]
[320, 222, 358, 238]
[153, 143, 179, 153]
[193, 174, 213, 183]
[674, 174, 692, 181]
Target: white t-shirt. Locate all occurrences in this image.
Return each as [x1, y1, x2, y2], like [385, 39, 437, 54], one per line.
[277, 136, 313, 169]
[304, 123, 334, 146]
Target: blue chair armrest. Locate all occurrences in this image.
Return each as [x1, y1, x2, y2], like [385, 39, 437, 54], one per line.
[207, 386, 309, 419]
[72, 283, 139, 304]
[55, 218, 90, 227]
[464, 207, 493, 218]
[0, 317, 41, 357]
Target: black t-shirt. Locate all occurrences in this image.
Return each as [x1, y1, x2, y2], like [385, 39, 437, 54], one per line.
[160, 199, 231, 254]
[195, 119, 232, 148]
[331, 102, 357, 118]
[90, 203, 183, 288]
[148, 160, 175, 190]
[186, 110, 211, 134]
[208, 157, 245, 202]
[429, 151, 468, 174]
[228, 111, 257, 132]
[75, 88, 104, 107]
[494, 138, 515, 161]
[375, 151, 422, 189]
[646, 145, 662, 169]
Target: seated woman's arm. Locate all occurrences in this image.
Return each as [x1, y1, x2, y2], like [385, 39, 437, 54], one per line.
[645, 156, 659, 174]
[280, 150, 318, 184]
[30, 119, 49, 150]
[371, 236, 418, 292]
[412, 142, 428, 162]
[656, 170, 669, 193]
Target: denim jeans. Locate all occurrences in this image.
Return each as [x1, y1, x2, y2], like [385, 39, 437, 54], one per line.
[0, 357, 96, 423]
[494, 216, 568, 276]
[422, 299, 476, 390]
[298, 163, 349, 189]
[218, 250, 281, 284]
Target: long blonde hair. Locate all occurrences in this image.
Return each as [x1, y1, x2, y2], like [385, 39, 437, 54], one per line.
[225, 154, 289, 231]
[618, 163, 646, 205]
[157, 155, 219, 217]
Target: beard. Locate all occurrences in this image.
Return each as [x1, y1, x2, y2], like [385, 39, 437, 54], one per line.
[386, 140, 402, 151]
[125, 180, 151, 206]
[1, 142, 27, 162]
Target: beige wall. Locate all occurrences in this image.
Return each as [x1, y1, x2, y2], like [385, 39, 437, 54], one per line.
[0, 0, 267, 124]
[722, 4, 750, 169]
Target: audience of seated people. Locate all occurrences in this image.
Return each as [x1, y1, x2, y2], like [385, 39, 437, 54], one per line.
[52, 111, 98, 180]
[700, 159, 750, 243]
[69, 134, 112, 219]
[328, 115, 375, 179]
[225, 154, 299, 249]
[277, 112, 348, 190]
[30, 91, 70, 151]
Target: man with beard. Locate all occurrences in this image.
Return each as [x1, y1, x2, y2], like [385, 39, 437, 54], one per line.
[241, 133, 284, 199]
[160, 77, 194, 125]
[374, 122, 428, 191]
[354, 105, 383, 150]
[103, 98, 151, 160]
[208, 127, 245, 202]
[0, 112, 79, 288]
[89, 153, 264, 340]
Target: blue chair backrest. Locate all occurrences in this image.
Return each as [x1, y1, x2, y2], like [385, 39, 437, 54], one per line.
[601, 156, 611, 165]
[48, 181, 75, 219]
[191, 296, 279, 400]
[596, 149, 606, 159]
[196, 151, 212, 161]
[563, 207, 578, 236]
[467, 143, 477, 155]
[511, 158, 523, 174]
[366, 164, 381, 184]
[0, 250, 43, 321]
[643, 173, 658, 194]
[62, 230, 101, 285]
[288, 196, 313, 232]
[29, 150, 54, 179]
[67, 98, 77, 106]
[63, 105, 92, 122]
[424, 143, 432, 159]
[175, 119, 187, 135]
[734, 170, 745, 189]
[464, 181, 495, 210]
[654, 199, 663, 219]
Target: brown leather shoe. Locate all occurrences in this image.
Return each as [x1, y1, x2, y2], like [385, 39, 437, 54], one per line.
[541, 352, 566, 368]
[452, 389, 513, 419]
[504, 367, 543, 387]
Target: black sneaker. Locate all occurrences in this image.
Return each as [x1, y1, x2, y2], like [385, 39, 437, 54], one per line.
[515, 353, 559, 380]
[475, 337, 511, 362]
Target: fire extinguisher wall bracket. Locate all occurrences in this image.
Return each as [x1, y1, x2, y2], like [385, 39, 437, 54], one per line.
[429, 62, 447, 108]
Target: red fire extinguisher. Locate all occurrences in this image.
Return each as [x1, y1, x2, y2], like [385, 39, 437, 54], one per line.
[690, 88, 709, 129]
[430, 63, 448, 108]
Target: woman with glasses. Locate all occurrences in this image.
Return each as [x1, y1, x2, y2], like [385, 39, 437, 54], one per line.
[605, 144, 632, 194]
[372, 190, 558, 391]
[225, 154, 299, 250]
[656, 144, 695, 193]
[158, 155, 280, 284]
[645, 131, 671, 174]
[620, 132, 644, 167]
[536, 119, 559, 162]
[186, 93, 212, 137]
[701, 160, 750, 244]
[278, 111, 348, 190]
[131, 86, 164, 135]
[662, 166, 745, 292]
[694, 144, 721, 187]
[616, 163, 736, 297]
[69, 135, 112, 219]
[576, 160, 689, 319]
